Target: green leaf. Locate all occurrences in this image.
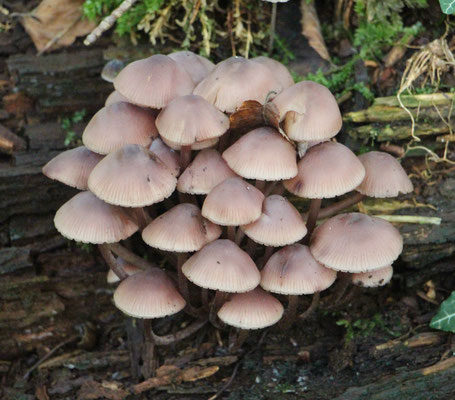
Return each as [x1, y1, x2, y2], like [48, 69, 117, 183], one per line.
[439, 0, 455, 14]
[430, 291, 455, 332]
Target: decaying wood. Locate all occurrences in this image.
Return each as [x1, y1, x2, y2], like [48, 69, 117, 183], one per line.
[0, 123, 26, 154]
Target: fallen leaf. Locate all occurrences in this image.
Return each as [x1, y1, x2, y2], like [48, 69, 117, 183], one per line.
[300, 0, 330, 62]
[21, 0, 96, 53]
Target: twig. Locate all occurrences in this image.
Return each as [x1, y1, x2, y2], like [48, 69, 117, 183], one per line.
[84, 0, 138, 46]
[375, 215, 442, 225]
[37, 16, 82, 56]
[109, 243, 156, 270]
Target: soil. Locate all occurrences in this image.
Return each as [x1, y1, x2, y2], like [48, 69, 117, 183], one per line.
[1, 2, 455, 400]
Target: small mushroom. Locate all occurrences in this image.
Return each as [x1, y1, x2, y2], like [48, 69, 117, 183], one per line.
[149, 138, 180, 177]
[105, 90, 129, 106]
[252, 56, 294, 89]
[352, 265, 393, 288]
[169, 51, 215, 85]
[101, 59, 125, 83]
[107, 258, 141, 284]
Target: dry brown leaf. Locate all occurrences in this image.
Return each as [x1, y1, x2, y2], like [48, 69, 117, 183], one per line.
[78, 380, 129, 400]
[21, 0, 96, 53]
[300, 0, 331, 62]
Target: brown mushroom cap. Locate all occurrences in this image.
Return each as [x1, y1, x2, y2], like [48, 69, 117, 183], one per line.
[113, 268, 186, 319]
[155, 95, 229, 146]
[182, 239, 260, 292]
[107, 259, 141, 284]
[310, 213, 403, 272]
[202, 177, 265, 226]
[169, 51, 215, 85]
[105, 90, 129, 106]
[54, 191, 138, 244]
[271, 81, 342, 141]
[149, 138, 180, 177]
[113, 54, 195, 108]
[142, 203, 222, 252]
[42, 146, 103, 190]
[357, 151, 413, 198]
[88, 144, 177, 207]
[252, 56, 294, 89]
[352, 266, 393, 288]
[177, 149, 237, 195]
[222, 127, 298, 181]
[193, 56, 283, 113]
[283, 142, 365, 198]
[261, 244, 337, 295]
[241, 195, 307, 246]
[82, 102, 158, 155]
[217, 287, 284, 329]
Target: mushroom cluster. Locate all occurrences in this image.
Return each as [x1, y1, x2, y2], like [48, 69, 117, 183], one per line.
[43, 51, 413, 376]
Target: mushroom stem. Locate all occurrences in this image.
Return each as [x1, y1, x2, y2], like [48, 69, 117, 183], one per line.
[245, 237, 256, 257]
[298, 292, 320, 320]
[109, 243, 156, 270]
[142, 319, 156, 379]
[264, 181, 278, 196]
[255, 180, 266, 193]
[149, 318, 207, 345]
[125, 318, 143, 382]
[229, 329, 249, 351]
[268, 2, 277, 53]
[209, 291, 228, 328]
[201, 288, 210, 310]
[177, 253, 190, 302]
[271, 183, 285, 196]
[180, 145, 192, 169]
[132, 207, 151, 229]
[227, 226, 236, 242]
[279, 294, 299, 329]
[98, 244, 127, 280]
[234, 228, 245, 245]
[263, 246, 274, 265]
[323, 272, 351, 309]
[303, 198, 322, 243]
[316, 192, 365, 219]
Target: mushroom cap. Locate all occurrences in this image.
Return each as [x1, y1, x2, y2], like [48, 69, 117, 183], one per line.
[105, 90, 129, 106]
[155, 95, 229, 146]
[113, 54, 195, 108]
[202, 177, 264, 226]
[252, 56, 294, 89]
[142, 203, 222, 252]
[177, 149, 237, 195]
[283, 142, 365, 198]
[107, 259, 142, 284]
[261, 244, 337, 295]
[161, 136, 219, 151]
[352, 266, 393, 288]
[101, 59, 125, 83]
[241, 195, 307, 247]
[149, 138, 180, 177]
[217, 287, 284, 330]
[82, 102, 158, 155]
[113, 268, 186, 319]
[42, 146, 103, 190]
[54, 191, 138, 244]
[357, 151, 413, 198]
[222, 127, 298, 181]
[193, 56, 283, 113]
[88, 144, 177, 207]
[182, 239, 260, 292]
[310, 213, 403, 272]
[169, 51, 215, 85]
[271, 81, 342, 141]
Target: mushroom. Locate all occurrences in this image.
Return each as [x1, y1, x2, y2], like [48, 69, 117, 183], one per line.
[161, 136, 220, 152]
[155, 94, 229, 168]
[193, 56, 283, 113]
[352, 265, 393, 288]
[284, 141, 365, 238]
[105, 90, 129, 106]
[182, 239, 261, 326]
[169, 51, 215, 85]
[218, 287, 284, 349]
[177, 149, 237, 195]
[142, 203, 222, 303]
[114, 54, 195, 108]
[101, 59, 125, 83]
[107, 258, 141, 284]
[261, 244, 336, 326]
[149, 138, 180, 177]
[202, 177, 264, 241]
[251, 56, 294, 89]
[42, 146, 103, 190]
[82, 102, 158, 155]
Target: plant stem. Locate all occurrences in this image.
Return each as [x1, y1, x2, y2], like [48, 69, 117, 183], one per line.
[298, 292, 320, 320]
[98, 244, 127, 280]
[304, 198, 322, 243]
[143, 319, 156, 379]
[180, 145, 192, 169]
[149, 318, 207, 345]
[268, 3, 277, 53]
[316, 192, 365, 219]
[109, 243, 156, 270]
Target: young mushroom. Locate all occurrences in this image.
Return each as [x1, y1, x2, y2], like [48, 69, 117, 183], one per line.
[107, 258, 141, 284]
[105, 90, 129, 106]
[251, 56, 294, 89]
[168, 50, 215, 85]
[352, 265, 393, 288]
[149, 138, 180, 177]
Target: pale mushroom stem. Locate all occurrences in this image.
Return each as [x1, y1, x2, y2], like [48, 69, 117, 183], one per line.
[142, 319, 156, 379]
[149, 318, 207, 345]
[279, 294, 299, 329]
[227, 226, 236, 241]
[209, 291, 228, 327]
[180, 145, 192, 169]
[316, 192, 366, 219]
[177, 253, 190, 302]
[304, 198, 322, 243]
[98, 244, 127, 280]
[109, 243, 156, 270]
[298, 292, 320, 320]
[268, 3, 277, 53]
